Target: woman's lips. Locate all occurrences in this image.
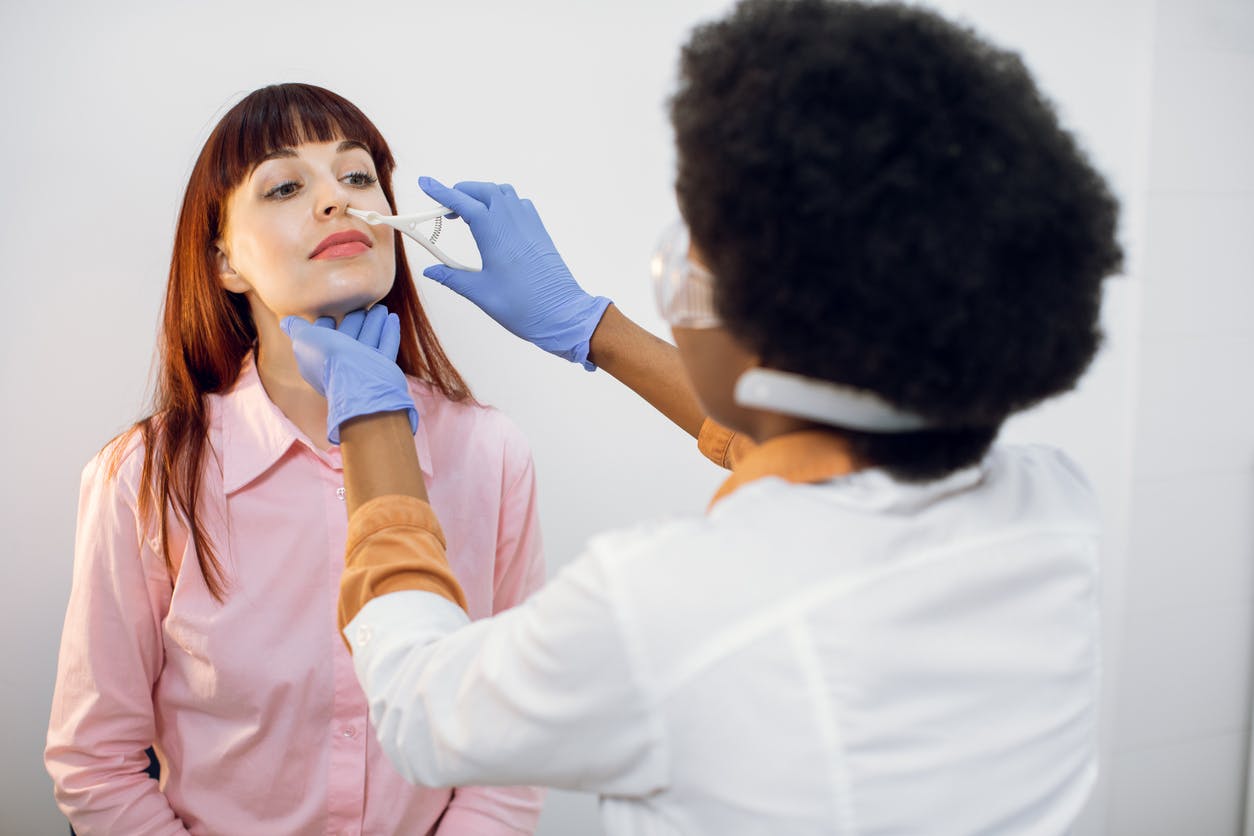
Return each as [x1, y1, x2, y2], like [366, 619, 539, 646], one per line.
[314, 241, 370, 260]
[310, 230, 373, 259]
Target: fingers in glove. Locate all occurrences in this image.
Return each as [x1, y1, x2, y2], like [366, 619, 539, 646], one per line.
[451, 181, 511, 208]
[379, 312, 402, 362]
[357, 304, 389, 350]
[419, 176, 486, 222]
[337, 309, 367, 339]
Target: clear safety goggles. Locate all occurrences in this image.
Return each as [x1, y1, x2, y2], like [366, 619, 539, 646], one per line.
[650, 220, 722, 329]
[649, 219, 934, 433]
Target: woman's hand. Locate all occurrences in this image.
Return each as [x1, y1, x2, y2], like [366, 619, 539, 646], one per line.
[418, 177, 612, 370]
[281, 305, 418, 444]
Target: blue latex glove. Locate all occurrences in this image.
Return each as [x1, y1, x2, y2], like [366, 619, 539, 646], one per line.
[280, 305, 418, 445]
[418, 177, 612, 371]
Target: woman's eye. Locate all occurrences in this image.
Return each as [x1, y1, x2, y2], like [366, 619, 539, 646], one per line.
[264, 180, 300, 199]
[343, 170, 379, 188]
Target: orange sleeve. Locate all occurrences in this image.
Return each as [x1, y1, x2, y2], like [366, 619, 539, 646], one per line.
[338, 495, 469, 644]
[697, 417, 758, 470]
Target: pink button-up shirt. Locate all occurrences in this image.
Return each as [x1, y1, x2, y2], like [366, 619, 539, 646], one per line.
[47, 358, 546, 835]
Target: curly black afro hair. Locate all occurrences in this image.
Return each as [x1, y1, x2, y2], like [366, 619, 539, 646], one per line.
[671, 0, 1122, 480]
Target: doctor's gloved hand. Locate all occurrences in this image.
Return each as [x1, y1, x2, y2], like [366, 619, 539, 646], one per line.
[418, 176, 612, 370]
[280, 305, 418, 445]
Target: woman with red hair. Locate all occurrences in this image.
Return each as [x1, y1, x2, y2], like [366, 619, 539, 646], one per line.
[46, 83, 545, 835]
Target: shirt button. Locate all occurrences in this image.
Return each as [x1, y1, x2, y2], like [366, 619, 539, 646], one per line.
[341, 726, 357, 739]
[336, 486, 346, 501]
[356, 626, 372, 646]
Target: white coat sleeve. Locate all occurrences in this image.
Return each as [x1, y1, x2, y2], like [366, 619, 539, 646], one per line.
[346, 552, 668, 797]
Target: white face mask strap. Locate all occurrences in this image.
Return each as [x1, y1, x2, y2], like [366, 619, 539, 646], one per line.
[733, 368, 932, 433]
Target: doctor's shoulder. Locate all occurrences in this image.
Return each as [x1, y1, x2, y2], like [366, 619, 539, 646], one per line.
[985, 443, 1101, 525]
[577, 512, 725, 613]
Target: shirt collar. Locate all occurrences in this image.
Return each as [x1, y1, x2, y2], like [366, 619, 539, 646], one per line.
[709, 430, 856, 509]
[220, 355, 433, 495]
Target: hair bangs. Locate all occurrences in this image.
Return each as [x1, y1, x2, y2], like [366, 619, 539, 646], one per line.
[208, 84, 396, 202]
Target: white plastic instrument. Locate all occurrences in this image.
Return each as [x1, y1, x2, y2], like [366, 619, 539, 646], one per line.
[348, 207, 481, 272]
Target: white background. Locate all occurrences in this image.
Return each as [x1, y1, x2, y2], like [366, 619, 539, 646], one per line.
[1, 1, 1250, 834]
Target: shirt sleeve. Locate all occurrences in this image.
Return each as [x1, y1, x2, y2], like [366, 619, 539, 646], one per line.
[697, 417, 758, 470]
[343, 505, 668, 797]
[45, 447, 191, 835]
[436, 436, 547, 834]
[337, 497, 468, 637]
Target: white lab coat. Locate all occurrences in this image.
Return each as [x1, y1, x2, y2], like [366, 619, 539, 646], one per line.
[347, 444, 1100, 835]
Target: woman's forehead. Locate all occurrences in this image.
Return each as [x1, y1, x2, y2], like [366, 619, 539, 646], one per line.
[246, 109, 372, 159]
[246, 138, 375, 179]
[256, 137, 371, 161]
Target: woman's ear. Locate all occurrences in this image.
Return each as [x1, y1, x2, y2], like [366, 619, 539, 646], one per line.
[214, 243, 250, 294]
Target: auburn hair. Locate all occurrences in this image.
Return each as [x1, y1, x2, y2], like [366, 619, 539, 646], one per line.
[110, 83, 470, 600]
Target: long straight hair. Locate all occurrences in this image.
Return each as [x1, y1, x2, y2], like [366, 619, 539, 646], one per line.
[111, 83, 470, 601]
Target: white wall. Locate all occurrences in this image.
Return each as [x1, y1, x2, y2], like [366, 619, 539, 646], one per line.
[1107, 2, 1254, 834]
[0, 1, 1245, 834]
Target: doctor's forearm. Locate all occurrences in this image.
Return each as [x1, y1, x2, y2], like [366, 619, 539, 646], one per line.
[340, 411, 428, 514]
[337, 414, 467, 638]
[587, 304, 708, 438]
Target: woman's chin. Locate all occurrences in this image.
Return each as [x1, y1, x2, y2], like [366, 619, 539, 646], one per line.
[307, 292, 390, 321]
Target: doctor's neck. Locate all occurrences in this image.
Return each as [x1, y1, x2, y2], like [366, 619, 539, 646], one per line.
[744, 411, 844, 445]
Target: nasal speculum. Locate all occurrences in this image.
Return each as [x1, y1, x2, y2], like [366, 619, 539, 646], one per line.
[347, 207, 481, 272]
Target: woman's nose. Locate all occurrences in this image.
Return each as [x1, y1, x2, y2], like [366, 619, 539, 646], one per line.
[318, 179, 351, 216]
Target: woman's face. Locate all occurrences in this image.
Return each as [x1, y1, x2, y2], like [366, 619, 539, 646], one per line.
[215, 138, 396, 321]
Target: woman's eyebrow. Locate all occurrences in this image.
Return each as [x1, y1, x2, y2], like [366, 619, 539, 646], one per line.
[249, 147, 297, 177]
[257, 147, 298, 165]
[249, 141, 371, 176]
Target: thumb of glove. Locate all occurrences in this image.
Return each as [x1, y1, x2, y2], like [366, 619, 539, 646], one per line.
[280, 315, 306, 339]
[280, 315, 332, 397]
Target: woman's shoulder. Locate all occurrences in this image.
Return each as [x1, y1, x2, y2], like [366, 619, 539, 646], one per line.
[407, 378, 533, 464]
[80, 424, 150, 505]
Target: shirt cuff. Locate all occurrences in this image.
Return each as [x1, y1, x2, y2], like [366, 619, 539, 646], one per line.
[338, 495, 469, 643]
[344, 589, 469, 659]
[697, 417, 757, 470]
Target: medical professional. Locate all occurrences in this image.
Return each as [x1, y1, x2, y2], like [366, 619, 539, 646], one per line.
[283, 0, 1123, 832]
